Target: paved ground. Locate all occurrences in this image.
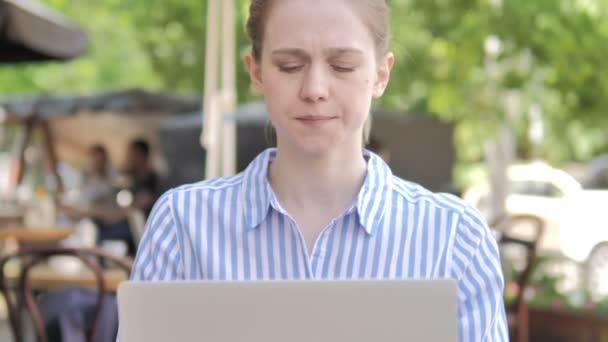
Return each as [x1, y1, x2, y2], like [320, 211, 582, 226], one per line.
[1, 315, 36, 342]
[1, 318, 13, 341]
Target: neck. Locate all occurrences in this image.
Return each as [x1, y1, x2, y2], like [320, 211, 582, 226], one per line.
[268, 142, 367, 213]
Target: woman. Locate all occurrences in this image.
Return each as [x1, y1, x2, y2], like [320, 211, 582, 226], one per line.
[131, 0, 507, 340]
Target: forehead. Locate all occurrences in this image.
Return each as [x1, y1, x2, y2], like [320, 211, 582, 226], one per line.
[263, 0, 374, 53]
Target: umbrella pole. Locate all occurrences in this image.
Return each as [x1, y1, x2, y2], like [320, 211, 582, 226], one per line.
[201, 0, 221, 179]
[221, 0, 236, 176]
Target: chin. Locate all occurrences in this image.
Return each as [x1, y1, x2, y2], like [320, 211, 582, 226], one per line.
[275, 123, 361, 157]
[283, 134, 349, 158]
[299, 145, 334, 158]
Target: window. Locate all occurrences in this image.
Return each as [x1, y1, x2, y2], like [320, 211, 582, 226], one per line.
[510, 180, 564, 198]
[589, 169, 608, 189]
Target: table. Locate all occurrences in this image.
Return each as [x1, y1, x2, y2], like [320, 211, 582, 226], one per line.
[5, 263, 130, 293]
[0, 212, 23, 227]
[0, 227, 75, 243]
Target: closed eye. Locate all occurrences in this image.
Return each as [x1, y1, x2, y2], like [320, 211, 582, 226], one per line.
[331, 65, 355, 73]
[279, 65, 305, 73]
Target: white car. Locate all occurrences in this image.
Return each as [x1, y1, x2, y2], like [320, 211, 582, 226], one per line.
[463, 161, 608, 297]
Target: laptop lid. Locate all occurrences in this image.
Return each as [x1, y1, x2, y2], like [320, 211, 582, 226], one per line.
[117, 279, 458, 342]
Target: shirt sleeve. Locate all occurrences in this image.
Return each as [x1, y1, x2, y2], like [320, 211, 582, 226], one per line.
[450, 206, 509, 341]
[130, 190, 184, 281]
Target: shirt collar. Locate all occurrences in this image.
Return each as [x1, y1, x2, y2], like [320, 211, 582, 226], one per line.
[356, 149, 393, 234]
[240, 148, 274, 230]
[240, 148, 393, 234]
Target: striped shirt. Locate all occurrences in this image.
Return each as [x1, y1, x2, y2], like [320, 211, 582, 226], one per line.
[131, 148, 508, 341]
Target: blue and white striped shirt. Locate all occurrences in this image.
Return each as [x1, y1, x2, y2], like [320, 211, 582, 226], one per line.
[131, 148, 508, 341]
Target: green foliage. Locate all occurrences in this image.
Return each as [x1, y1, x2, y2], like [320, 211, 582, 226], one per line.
[517, 256, 608, 316]
[128, 0, 208, 90]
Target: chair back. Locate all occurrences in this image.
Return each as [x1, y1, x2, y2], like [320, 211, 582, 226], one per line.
[494, 214, 545, 307]
[0, 246, 131, 342]
[493, 214, 545, 342]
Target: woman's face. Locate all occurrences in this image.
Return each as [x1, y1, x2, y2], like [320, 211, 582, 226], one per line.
[245, 0, 393, 157]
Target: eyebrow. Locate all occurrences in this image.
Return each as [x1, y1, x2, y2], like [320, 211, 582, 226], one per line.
[271, 48, 309, 60]
[271, 47, 364, 59]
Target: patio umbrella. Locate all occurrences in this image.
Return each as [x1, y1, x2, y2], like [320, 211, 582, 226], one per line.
[0, 0, 88, 63]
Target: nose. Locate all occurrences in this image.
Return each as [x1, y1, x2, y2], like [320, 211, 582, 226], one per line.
[299, 64, 329, 102]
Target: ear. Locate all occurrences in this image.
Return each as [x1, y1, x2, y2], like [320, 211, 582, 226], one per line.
[372, 52, 394, 98]
[244, 52, 263, 94]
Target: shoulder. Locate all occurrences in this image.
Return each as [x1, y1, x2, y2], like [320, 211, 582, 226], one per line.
[170, 172, 245, 194]
[153, 173, 245, 215]
[390, 175, 470, 216]
[390, 176, 493, 259]
[389, 176, 500, 278]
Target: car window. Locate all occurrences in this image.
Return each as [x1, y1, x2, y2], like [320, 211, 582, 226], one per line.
[510, 180, 564, 198]
[589, 169, 608, 189]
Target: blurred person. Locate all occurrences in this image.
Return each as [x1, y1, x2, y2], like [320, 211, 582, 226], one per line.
[59, 143, 139, 256]
[129, 1, 507, 340]
[123, 138, 159, 217]
[80, 144, 118, 207]
[90, 138, 161, 255]
[58, 144, 119, 221]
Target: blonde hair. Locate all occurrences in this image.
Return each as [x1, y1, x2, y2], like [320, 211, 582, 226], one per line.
[247, 0, 390, 62]
[363, 116, 373, 144]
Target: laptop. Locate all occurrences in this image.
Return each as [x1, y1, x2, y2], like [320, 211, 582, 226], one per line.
[117, 279, 458, 342]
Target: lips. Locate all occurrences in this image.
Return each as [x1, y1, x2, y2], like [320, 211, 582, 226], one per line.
[295, 115, 336, 121]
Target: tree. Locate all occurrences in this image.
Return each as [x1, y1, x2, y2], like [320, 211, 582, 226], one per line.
[381, 0, 608, 163]
[0, 0, 161, 95]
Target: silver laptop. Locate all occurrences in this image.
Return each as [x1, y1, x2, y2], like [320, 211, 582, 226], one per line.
[117, 279, 458, 342]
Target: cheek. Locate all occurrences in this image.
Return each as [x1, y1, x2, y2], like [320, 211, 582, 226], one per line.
[337, 77, 374, 115]
[260, 73, 292, 114]
[261, 71, 286, 97]
[261, 84, 292, 124]
[264, 97, 288, 125]
[343, 70, 375, 95]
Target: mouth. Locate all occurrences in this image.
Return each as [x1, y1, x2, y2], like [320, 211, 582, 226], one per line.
[295, 115, 337, 122]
